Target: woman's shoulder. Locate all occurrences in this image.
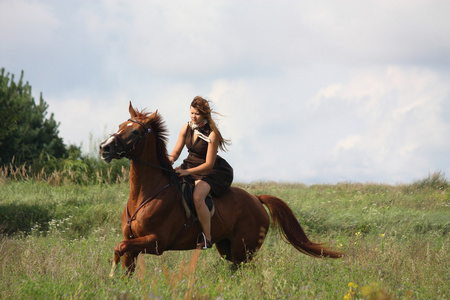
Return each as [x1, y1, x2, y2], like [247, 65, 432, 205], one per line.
[208, 130, 219, 145]
[181, 122, 189, 131]
[178, 123, 190, 136]
[208, 129, 217, 138]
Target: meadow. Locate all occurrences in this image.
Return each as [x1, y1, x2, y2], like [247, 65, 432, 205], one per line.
[0, 170, 448, 299]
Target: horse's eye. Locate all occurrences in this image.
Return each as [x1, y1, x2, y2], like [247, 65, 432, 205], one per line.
[132, 130, 140, 135]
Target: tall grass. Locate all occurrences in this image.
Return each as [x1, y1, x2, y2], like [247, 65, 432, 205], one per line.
[0, 173, 449, 299]
[0, 156, 130, 186]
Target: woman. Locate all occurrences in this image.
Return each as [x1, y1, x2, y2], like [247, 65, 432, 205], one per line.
[169, 96, 233, 249]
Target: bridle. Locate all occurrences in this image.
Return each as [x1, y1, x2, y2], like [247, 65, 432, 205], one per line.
[111, 118, 151, 160]
[110, 118, 175, 174]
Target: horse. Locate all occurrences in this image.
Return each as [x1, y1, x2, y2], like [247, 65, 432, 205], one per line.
[99, 102, 342, 276]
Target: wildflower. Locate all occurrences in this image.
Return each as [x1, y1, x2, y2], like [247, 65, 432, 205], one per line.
[344, 282, 358, 299]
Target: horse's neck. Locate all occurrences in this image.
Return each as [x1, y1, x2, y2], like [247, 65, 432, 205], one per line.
[128, 155, 169, 203]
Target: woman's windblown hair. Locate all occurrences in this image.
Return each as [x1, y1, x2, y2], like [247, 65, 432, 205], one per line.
[191, 96, 231, 152]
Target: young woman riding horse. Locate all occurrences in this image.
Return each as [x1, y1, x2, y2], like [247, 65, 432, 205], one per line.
[99, 101, 342, 277]
[169, 96, 233, 249]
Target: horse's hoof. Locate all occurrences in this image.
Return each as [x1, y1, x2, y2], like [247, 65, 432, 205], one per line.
[110, 252, 121, 278]
[109, 261, 118, 278]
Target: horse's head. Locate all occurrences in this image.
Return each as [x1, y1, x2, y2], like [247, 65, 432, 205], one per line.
[99, 102, 157, 163]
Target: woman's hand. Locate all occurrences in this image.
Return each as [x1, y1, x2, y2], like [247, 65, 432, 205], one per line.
[175, 167, 190, 177]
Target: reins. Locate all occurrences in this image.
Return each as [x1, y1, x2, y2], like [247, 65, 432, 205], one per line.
[130, 157, 174, 173]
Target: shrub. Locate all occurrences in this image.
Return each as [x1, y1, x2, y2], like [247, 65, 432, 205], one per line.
[409, 171, 448, 191]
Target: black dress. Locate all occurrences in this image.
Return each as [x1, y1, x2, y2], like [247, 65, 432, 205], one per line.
[180, 123, 233, 197]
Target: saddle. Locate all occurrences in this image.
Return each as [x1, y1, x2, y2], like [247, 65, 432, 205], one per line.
[179, 176, 215, 219]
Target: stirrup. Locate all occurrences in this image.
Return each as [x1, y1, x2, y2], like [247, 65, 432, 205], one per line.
[197, 232, 212, 250]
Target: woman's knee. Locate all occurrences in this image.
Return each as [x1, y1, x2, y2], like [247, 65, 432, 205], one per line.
[193, 196, 204, 208]
[193, 181, 211, 206]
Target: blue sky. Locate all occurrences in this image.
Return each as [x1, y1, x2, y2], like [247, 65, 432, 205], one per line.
[1, 0, 449, 184]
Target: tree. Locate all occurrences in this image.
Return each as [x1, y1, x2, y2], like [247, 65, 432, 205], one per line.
[0, 68, 67, 166]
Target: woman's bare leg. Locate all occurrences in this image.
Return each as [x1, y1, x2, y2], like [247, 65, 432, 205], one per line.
[193, 180, 212, 241]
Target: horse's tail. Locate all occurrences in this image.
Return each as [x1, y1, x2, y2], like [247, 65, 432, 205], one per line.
[257, 194, 343, 258]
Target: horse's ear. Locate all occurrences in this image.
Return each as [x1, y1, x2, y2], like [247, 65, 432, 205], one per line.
[149, 110, 158, 119]
[129, 101, 137, 118]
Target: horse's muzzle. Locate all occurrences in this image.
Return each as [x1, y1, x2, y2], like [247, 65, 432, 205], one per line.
[99, 136, 120, 163]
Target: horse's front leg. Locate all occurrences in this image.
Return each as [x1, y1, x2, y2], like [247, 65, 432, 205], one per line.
[110, 234, 164, 277]
[115, 234, 164, 255]
[122, 251, 139, 276]
[109, 250, 139, 278]
[109, 251, 121, 278]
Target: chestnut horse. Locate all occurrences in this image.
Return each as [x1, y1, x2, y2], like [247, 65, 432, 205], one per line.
[99, 103, 342, 276]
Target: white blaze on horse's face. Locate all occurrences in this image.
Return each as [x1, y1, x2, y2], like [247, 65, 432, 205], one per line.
[99, 135, 117, 162]
[117, 122, 134, 135]
[104, 135, 116, 147]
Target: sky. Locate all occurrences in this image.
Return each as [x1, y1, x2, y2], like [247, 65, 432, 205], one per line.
[1, 0, 449, 184]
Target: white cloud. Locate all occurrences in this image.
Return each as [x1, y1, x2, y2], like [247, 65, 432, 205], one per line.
[209, 79, 262, 141]
[46, 91, 133, 151]
[310, 66, 450, 182]
[333, 135, 362, 153]
[0, 0, 59, 49]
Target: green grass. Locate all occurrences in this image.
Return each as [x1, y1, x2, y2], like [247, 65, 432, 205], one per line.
[1, 175, 449, 299]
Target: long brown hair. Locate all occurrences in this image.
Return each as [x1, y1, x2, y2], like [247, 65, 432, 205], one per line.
[191, 96, 230, 152]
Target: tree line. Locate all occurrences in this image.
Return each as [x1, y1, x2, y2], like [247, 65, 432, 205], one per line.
[0, 68, 128, 184]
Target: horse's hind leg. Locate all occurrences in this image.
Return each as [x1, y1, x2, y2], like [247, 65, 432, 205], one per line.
[215, 239, 233, 262]
[216, 239, 253, 266]
[230, 226, 268, 264]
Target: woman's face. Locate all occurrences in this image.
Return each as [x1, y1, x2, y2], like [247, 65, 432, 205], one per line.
[190, 106, 205, 124]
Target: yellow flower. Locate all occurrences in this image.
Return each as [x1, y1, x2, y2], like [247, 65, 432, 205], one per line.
[344, 282, 359, 299]
[348, 282, 358, 289]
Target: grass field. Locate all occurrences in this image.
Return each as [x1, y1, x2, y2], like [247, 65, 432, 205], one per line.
[0, 173, 448, 299]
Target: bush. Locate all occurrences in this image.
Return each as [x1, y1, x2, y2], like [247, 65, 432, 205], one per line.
[409, 171, 448, 191]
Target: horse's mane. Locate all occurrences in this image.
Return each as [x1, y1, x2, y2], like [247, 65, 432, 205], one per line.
[134, 109, 173, 172]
